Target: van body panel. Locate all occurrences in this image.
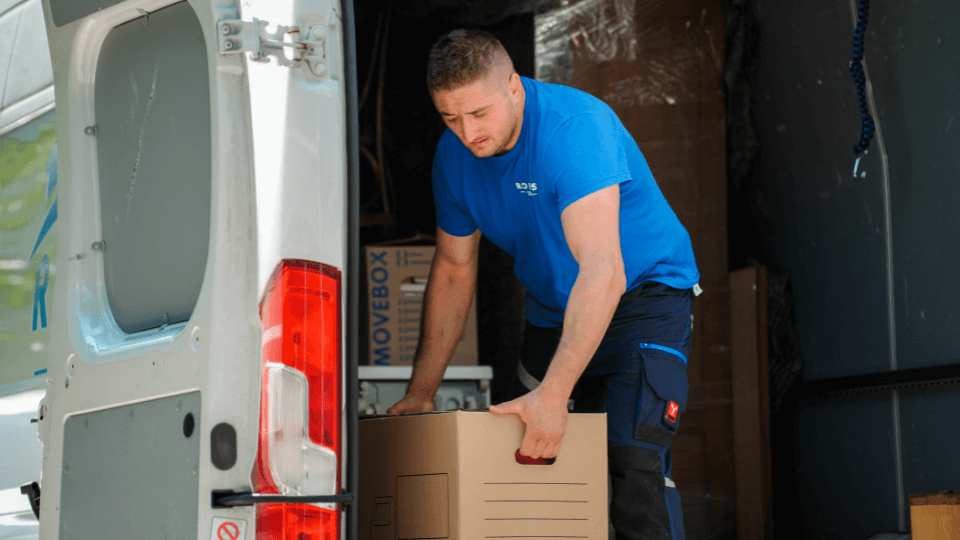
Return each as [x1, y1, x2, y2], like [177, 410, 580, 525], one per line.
[58, 391, 202, 540]
[5, 0, 352, 536]
[248, 0, 348, 297]
[245, 0, 350, 527]
[37, 1, 262, 538]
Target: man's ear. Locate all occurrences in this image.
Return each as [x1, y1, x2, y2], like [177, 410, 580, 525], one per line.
[509, 72, 522, 99]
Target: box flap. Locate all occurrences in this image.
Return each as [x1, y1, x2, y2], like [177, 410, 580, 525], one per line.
[359, 412, 461, 540]
[368, 232, 436, 247]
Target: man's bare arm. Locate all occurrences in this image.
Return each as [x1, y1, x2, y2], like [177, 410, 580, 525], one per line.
[388, 227, 481, 414]
[540, 184, 627, 402]
[490, 183, 626, 458]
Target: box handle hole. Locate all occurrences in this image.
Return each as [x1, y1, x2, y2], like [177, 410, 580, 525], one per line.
[515, 449, 555, 466]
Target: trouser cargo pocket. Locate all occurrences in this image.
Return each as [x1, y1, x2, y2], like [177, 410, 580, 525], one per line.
[634, 346, 689, 447]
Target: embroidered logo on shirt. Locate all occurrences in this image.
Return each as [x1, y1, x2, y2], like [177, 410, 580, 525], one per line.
[515, 182, 538, 196]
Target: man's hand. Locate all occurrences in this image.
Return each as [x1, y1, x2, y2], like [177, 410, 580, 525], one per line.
[387, 393, 435, 415]
[489, 386, 569, 459]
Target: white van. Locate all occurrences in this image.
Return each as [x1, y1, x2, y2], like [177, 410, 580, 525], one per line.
[1, 0, 362, 538]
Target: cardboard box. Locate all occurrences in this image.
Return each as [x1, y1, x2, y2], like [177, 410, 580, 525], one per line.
[364, 241, 478, 366]
[358, 411, 608, 540]
[909, 492, 960, 540]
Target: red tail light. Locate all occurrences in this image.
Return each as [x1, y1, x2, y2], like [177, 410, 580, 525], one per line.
[254, 259, 342, 540]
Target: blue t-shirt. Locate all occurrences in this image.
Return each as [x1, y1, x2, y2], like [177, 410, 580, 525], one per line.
[432, 77, 699, 327]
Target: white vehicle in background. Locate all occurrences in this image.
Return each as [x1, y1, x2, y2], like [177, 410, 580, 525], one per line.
[0, 0, 57, 536]
[0, 0, 362, 539]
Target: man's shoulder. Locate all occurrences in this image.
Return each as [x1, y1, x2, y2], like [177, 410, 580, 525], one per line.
[532, 77, 617, 143]
[525, 77, 614, 123]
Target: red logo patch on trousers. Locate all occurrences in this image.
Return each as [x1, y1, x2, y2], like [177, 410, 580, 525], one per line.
[665, 400, 680, 424]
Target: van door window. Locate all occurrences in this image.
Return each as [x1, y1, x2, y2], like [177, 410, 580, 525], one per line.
[95, 2, 210, 334]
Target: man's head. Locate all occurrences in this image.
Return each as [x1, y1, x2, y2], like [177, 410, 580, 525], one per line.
[427, 29, 525, 158]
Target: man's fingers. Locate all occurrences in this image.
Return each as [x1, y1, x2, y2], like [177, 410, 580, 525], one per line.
[489, 399, 521, 416]
[536, 437, 552, 460]
[545, 440, 561, 460]
[386, 402, 403, 415]
[387, 395, 429, 416]
[520, 430, 540, 458]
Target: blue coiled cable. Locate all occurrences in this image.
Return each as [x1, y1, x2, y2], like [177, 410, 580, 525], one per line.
[849, 0, 876, 157]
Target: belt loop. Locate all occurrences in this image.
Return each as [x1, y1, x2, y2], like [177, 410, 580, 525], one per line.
[517, 362, 541, 392]
[517, 362, 575, 410]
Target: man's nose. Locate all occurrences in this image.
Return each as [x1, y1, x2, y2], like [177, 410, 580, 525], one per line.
[462, 117, 480, 142]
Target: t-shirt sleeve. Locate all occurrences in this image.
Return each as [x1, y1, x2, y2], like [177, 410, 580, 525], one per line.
[432, 142, 478, 237]
[542, 113, 632, 214]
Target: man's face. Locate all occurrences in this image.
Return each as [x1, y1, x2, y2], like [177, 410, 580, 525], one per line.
[432, 73, 523, 158]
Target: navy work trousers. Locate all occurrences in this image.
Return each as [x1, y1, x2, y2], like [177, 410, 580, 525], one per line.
[514, 281, 693, 540]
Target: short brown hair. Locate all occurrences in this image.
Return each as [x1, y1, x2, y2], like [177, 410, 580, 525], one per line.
[426, 29, 511, 93]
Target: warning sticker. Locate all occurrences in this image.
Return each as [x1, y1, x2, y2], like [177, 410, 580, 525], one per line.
[211, 517, 247, 540]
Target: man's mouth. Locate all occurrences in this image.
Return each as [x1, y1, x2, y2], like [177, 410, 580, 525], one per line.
[472, 138, 488, 146]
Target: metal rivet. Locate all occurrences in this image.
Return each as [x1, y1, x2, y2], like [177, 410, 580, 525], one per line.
[751, 284, 757, 291]
[224, 40, 234, 50]
[84, 125, 98, 136]
[91, 241, 105, 252]
[220, 23, 231, 35]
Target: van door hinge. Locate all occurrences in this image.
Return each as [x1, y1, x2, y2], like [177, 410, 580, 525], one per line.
[217, 12, 338, 78]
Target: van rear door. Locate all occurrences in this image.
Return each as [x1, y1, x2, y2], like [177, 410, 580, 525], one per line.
[37, 1, 263, 539]
[243, 0, 356, 539]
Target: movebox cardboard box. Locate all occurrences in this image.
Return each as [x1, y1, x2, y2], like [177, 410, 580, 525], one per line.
[358, 411, 608, 540]
[364, 241, 478, 366]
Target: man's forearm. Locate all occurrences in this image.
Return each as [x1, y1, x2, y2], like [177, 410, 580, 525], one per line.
[407, 256, 476, 401]
[539, 266, 626, 401]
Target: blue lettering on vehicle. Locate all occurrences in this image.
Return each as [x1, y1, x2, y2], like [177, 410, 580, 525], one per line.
[31, 148, 58, 332]
[32, 254, 50, 331]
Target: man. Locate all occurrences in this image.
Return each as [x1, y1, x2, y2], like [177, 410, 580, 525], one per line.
[387, 29, 700, 540]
